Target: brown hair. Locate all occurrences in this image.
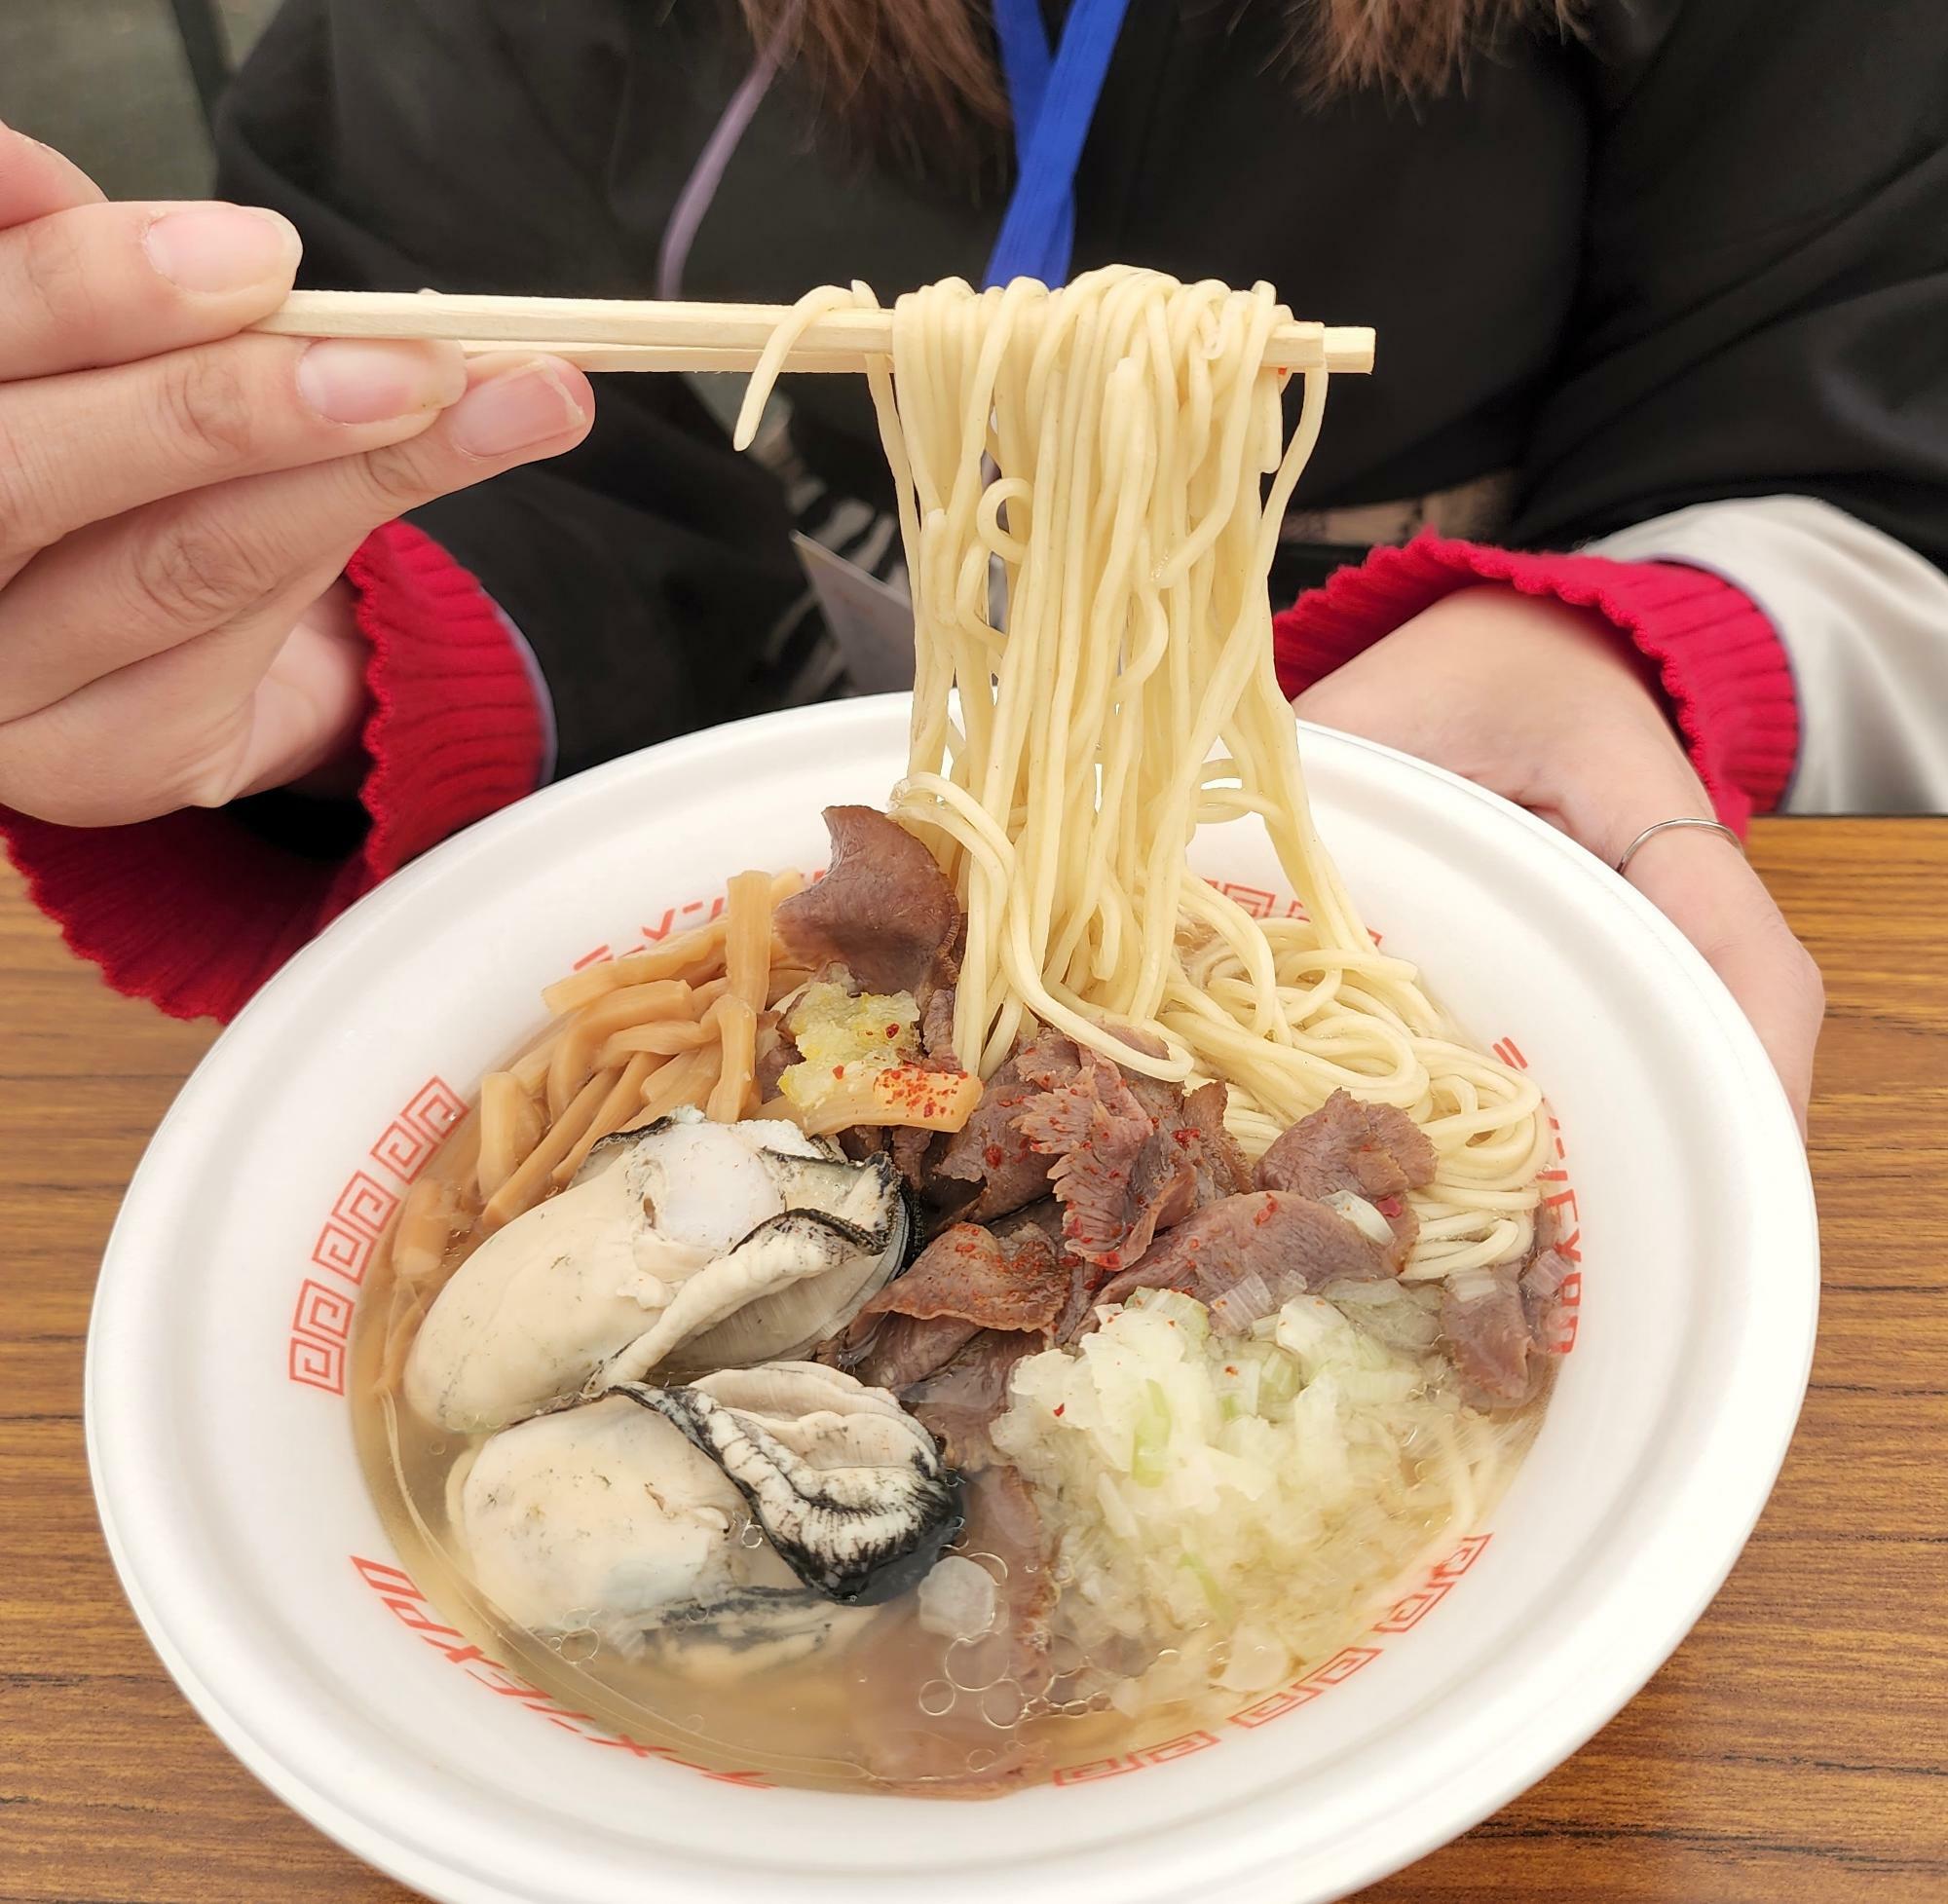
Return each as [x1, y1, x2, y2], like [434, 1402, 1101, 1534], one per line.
[736, 0, 1580, 153]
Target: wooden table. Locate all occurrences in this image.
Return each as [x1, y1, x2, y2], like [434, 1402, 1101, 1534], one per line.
[2, 819, 1943, 1902]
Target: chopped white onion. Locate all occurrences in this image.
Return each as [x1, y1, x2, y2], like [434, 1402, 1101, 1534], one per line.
[1321, 1189, 1397, 1249]
[993, 1288, 1523, 1723]
[1208, 1268, 1276, 1331]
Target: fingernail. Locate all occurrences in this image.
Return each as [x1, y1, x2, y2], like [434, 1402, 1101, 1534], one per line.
[143, 205, 299, 293]
[297, 338, 468, 424]
[449, 358, 587, 457]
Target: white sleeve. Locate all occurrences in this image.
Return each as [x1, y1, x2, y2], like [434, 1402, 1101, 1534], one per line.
[1585, 495, 1948, 814]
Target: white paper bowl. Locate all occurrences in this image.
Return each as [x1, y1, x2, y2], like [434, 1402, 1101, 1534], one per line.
[87, 697, 1817, 1904]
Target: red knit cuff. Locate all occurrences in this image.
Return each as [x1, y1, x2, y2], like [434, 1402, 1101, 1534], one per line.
[1272, 535, 1800, 833]
[0, 522, 544, 1022]
[339, 519, 545, 885]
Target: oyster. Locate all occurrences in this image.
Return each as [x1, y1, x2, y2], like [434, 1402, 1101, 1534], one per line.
[617, 1363, 961, 1603]
[406, 1110, 911, 1432]
[448, 1363, 961, 1676]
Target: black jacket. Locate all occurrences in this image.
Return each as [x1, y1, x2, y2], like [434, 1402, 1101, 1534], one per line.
[215, 0, 1948, 783]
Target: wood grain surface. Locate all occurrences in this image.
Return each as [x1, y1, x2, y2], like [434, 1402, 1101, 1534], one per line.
[1, 818, 1942, 1903]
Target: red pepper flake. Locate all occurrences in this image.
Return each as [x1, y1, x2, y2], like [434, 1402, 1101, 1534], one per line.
[1053, 1404, 1066, 1418]
[886, 1023, 901, 1038]
[1224, 1365, 1239, 1376]
[984, 1144, 1005, 1168]
[1174, 1128, 1196, 1148]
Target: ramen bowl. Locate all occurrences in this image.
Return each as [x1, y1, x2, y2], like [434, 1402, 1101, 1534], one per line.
[86, 695, 1817, 1904]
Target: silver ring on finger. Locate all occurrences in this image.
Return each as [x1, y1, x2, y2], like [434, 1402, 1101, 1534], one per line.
[1614, 816, 1743, 877]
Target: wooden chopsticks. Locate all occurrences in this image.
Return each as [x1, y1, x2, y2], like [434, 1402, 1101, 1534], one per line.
[252, 290, 1377, 376]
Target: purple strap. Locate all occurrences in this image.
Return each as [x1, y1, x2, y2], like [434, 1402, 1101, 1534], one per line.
[656, 4, 800, 301]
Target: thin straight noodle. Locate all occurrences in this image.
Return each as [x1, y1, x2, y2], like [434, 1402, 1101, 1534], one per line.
[743, 270, 1546, 1278]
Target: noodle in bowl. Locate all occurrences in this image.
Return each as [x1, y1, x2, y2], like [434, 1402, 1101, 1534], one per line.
[87, 696, 1816, 1904]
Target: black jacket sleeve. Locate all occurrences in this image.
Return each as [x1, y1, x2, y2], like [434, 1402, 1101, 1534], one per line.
[212, 0, 808, 781]
[1513, 0, 1948, 570]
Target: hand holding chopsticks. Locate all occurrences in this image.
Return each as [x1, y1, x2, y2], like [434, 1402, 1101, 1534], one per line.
[253, 290, 1377, 377]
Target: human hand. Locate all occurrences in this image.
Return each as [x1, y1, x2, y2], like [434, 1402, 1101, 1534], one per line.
[1292, 583, 1824, 1132]
[0, 125, 594, 827]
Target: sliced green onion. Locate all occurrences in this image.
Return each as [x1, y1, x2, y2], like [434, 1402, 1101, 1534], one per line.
[1179, 1550, 1236, 1622]
[1131, 1379, 1173, 1486]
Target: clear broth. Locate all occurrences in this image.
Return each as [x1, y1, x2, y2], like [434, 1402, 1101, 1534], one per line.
[351, 1090, 1546, 1795]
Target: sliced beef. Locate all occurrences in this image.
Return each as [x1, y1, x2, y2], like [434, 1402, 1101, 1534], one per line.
[1442, 1245, 1570, 1407]
[904, 1326, 1036, 1470]
[833, 1310, 984, 1393]
[928, 1027, 1080, 1219]
[990, 1202, 1098, 1338]
[1166, 1079, 1254, 1206]
[1014, 1046, 1183, 1271]
[1255, 1089, 1438, 1201]
[1091, 1189, 1392, 1333]
[883, 1122, 935, 1190]
[856, 1223, 1069, 1334]
[835, 1124, 888, 1166]
[929, 1027, 1245, 1273]
[1104, 1076, 1249, 1247]
[821, 1221, 1068, 1468]
[918, 977, 959, 1067]
[753, 1025, 799, 1100]
[1101, 1023, 1170, 1061]
[834, 1116, 945, 1190]
[818, 1214, 1075, 1472]
[1053, 1257, 1101, 1341]
[774, 805, 961, 994]
[993, 1197, 1067, 1250]
[1255, 1089, 1438, 1268]
[832, 1113, 946, 1192]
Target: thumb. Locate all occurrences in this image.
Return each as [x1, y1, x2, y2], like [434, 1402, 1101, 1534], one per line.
[1622, 831, 1825, 1136]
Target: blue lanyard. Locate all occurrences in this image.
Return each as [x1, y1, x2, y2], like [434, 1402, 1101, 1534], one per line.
[984, 0, 1134, 288]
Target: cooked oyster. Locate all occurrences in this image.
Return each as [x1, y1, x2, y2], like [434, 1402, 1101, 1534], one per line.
[447, 1363, 961, 1676]
[615, 1362, 962, 1603]
[406, 1110, 910, 1432]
